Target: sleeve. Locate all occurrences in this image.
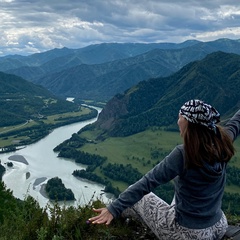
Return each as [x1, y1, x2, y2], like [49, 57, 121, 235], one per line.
[225, 110, 240, 141]
[107, 145, 185, 218]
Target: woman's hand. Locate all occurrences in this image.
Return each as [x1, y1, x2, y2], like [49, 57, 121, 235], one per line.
[88, 207, 114, 225]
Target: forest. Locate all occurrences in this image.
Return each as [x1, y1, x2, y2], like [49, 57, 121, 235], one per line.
[45, 177, 75, 201]
[102, 163, 142, 185]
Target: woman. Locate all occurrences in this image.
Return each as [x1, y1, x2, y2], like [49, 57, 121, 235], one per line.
[88, 99, 240, 239]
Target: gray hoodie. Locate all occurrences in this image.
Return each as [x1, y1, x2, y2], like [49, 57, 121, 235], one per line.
[107, 110, 240, 229]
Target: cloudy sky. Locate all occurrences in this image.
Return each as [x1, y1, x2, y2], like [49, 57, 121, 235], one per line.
[1, 0, 240, 56]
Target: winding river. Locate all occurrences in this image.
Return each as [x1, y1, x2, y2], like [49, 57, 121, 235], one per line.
[1, 106, 111, 208]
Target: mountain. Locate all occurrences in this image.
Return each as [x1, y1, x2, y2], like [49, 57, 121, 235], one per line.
[0, 41, 202, 99]
[4, 38, 240, 101]
[0, 40, 200, 72]
[31, 49, 176, 101]
[93, 51, 240, 137]
[0, 71, 78, 127]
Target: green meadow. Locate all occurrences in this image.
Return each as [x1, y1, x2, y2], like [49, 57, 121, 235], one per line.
[79, 128, 240, 193]
[0, 107, 92, 148]
[41, 107, 92, 124]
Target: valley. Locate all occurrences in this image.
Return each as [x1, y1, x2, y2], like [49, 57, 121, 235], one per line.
[0, 38, 240, 234]
[0, 105, 97, 151]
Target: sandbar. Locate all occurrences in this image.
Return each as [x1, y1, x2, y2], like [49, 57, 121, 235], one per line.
[8, 155, 29, 165]
[33, 177, 47, 187]
[39, 184, 48, 199]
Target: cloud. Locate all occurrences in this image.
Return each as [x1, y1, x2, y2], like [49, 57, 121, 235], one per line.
[0, 0, 240, 56]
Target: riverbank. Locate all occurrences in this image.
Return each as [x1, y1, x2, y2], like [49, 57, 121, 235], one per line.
[0, 105, 99, 153]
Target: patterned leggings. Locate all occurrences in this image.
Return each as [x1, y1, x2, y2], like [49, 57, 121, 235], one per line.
[122, 192, 228, 240]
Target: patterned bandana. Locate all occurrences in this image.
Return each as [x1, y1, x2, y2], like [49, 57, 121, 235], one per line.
[179, 99, 220, 132]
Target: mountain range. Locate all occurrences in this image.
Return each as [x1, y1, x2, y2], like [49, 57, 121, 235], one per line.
[2, 38, 240, 101]
[93, 51, 240, 138]
[0, 38, 240, 134]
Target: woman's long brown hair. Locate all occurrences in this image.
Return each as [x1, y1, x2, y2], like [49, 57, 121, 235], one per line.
[183, 122, 235, 168]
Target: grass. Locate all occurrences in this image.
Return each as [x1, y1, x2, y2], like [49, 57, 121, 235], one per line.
[0, 106, 92, 148]
[225, 184, 240, 194]
[79, 128, 240, 193]
[42, 108, 91, 124]
[80, 128, 182, 191]
[0, 120, 38, 147]
[231, 137, 240, 168]
[0, 120, 36, 133]
[81, 129, 181, 172]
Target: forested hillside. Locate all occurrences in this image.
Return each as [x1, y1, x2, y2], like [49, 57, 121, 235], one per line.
[3, 38, 240, 101]
[0, 71, 79, 127]
[94, 51, 240, 138]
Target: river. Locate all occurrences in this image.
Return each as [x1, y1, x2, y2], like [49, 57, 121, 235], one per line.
[1, 106, 111, 208]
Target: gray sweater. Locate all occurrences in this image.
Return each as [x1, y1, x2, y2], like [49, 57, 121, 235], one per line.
[107, 110, 240, 229]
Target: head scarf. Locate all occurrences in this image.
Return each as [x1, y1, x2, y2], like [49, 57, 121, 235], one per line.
[179, 99, 220, 132]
